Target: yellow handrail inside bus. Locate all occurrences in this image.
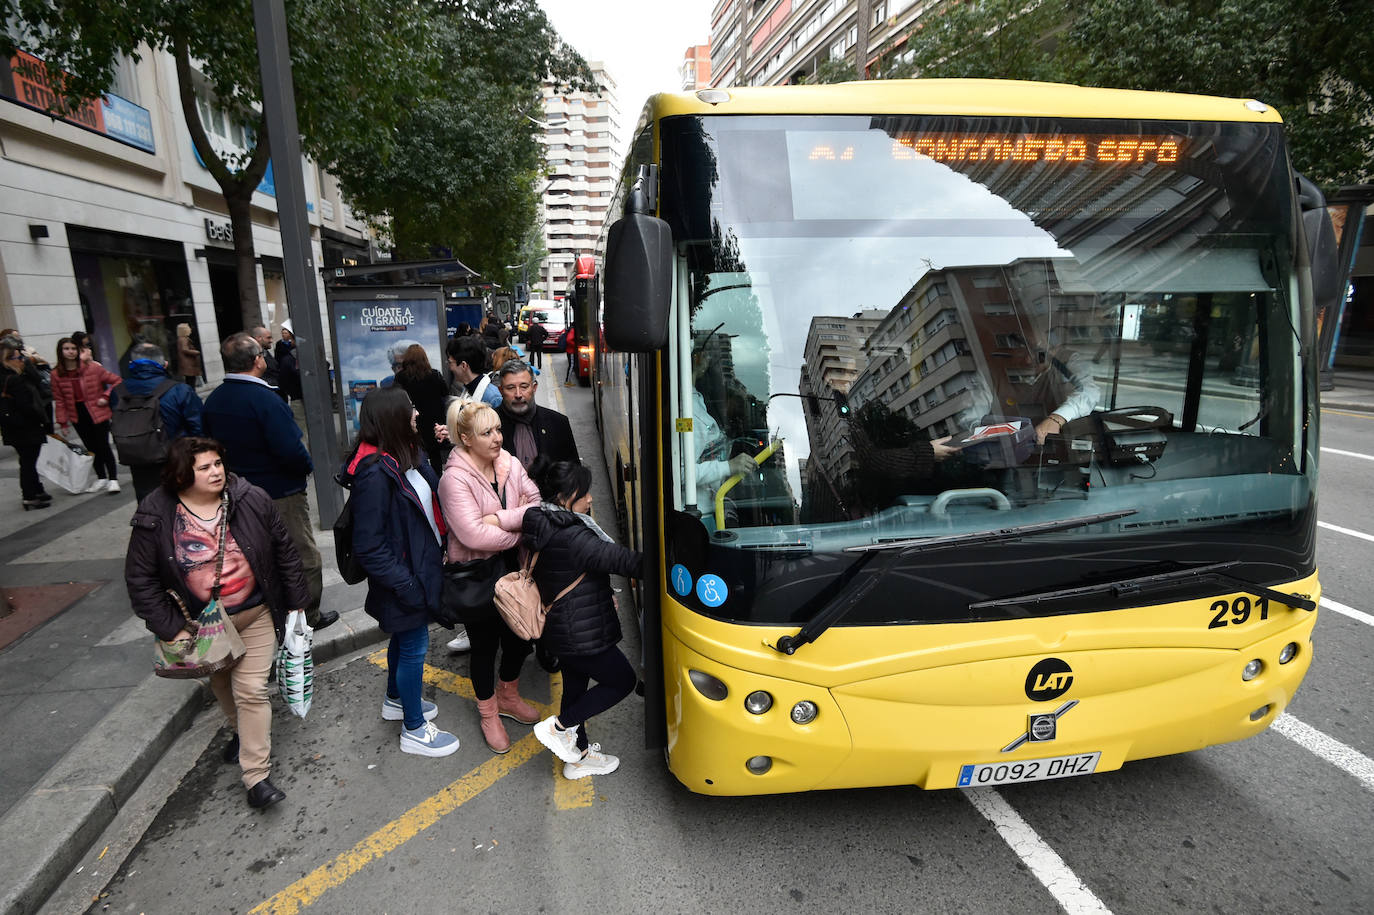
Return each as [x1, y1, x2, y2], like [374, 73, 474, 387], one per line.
[714, 437, 783, 530]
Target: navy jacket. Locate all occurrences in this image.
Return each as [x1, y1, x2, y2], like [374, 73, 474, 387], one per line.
[204, 376, 312, 498]
[341, 444, 445, 634]
[523, 507, 641, 657]
[118, 359, 203, 439]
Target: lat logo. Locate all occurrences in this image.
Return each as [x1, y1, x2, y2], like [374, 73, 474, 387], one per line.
[1025, 658, 1074, 701]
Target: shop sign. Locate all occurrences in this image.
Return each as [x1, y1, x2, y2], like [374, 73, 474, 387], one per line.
[0, 51, 156, 153]
[204, 218, 234, 245]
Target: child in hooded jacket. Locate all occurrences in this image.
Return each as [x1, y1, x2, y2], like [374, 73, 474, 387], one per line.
[524, 457, 642, 779]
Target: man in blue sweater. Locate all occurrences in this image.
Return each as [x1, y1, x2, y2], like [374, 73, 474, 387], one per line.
[204, 332, 337, 630]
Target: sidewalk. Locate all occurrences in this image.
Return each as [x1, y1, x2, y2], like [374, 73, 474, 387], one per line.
[0, 367, 565, 915]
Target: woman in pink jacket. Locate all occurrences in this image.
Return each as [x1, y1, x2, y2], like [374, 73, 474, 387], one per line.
[52, 337, 122, 493]
[438, 400, 542, 753]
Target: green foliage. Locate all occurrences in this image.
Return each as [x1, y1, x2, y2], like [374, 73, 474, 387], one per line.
[2, 0, 591, 297]
[870, 0, 1373, 188]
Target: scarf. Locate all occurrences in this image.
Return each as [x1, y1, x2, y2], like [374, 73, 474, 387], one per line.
[507, 406, 539, 469]
[541, 501, 614, 543]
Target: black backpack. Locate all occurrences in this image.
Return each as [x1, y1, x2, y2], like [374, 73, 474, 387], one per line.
[332, 456, 378, 585]
[110, 378, 177, 466]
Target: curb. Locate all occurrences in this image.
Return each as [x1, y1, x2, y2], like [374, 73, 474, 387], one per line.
[0, 608, 384, 915]
[1319, 398, 1374, 415]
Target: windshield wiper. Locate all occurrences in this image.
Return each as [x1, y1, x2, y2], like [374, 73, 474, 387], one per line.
[968, 560, 1317, 615]
[843, 510, 1138, 553]
[774, 510, 1137, 655]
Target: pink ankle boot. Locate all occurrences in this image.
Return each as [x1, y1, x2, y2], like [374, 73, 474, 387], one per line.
[476, 696, 510, 754]
[495, 679, 540, 724]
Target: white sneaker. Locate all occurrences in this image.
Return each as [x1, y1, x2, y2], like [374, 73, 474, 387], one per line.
[563, 743, 619, 779]
[381, 695, 437, 722]
[446, 627, 471, 652]
[533, 716, 582, 763]
[106, 479, 121, 494]
[85, 479, 108, 493]
[400, 721, 460, 757]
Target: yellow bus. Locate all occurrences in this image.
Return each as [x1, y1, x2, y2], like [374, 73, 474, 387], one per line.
[586, 80, 1333, 795]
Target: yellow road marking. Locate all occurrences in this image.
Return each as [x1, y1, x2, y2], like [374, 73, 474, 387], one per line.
[248, 733, 545, 915]
[1321, 407, 1374, 420]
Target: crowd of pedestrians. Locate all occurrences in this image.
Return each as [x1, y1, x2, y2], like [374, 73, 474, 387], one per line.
[3, 310, 636, 809]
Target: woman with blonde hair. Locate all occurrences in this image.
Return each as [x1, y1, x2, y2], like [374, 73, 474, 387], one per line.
[175, 323, 202, 387]
[438, 400, 541, 753]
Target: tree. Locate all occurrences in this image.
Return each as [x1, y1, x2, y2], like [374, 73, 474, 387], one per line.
[335, 0, 592, 279]
[870, 0, 1373, 188]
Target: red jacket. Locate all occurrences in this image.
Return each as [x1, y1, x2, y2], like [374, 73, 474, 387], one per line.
[52, 360, 122, 425]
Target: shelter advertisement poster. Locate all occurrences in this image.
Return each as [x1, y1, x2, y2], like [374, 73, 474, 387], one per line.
[328, 286, 446, 437]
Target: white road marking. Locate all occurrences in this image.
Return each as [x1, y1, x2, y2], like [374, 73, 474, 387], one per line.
[1320, 596, 1374, 628]
[961, 787, 1113, 915]
[1272, 714, 1374, 794]
[1320, 446, 1374, 462]
[1317, 521, 1374, 543]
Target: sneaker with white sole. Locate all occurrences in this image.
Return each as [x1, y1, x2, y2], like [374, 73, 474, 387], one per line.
[533, 716, 582, 763]
[85, 479, 108, 494]
[382, 695, 437, 722]
[563, 743, 619, 779]
[400, 721, 459, 757]
[106, 479, 121, 494]
[446, 627, 471, 652]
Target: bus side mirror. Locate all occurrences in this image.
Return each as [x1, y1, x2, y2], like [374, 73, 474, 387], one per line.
[604, 213, 672, 352]
[1297, 175, 1341, 325]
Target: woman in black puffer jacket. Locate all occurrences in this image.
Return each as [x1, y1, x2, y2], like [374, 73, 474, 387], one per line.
[523, 457, 641, 780]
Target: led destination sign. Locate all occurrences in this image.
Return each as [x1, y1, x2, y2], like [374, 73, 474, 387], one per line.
[807, 134, 1186, 166]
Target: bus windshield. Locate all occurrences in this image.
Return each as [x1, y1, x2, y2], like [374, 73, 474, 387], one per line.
[659, 113, 1311, 624]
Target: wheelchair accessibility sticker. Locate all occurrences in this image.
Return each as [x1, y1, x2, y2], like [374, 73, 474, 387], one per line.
[696, 574, 728, 607]
[671, 564, 692, 597]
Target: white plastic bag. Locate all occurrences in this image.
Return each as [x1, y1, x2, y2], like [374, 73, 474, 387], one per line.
[276, 610, 314, 718]
[37, 434, 98, 494]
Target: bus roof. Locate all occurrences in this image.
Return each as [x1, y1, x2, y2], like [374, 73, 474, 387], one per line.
[640, 79, 1284, 126]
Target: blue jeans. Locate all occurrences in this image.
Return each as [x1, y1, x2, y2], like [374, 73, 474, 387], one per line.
[386, 624, 431, 730]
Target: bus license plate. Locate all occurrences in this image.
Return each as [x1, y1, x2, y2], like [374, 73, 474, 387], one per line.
[957, 752, 1101, 787]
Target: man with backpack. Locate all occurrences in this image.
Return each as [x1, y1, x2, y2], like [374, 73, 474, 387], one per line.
[111, 341, 203, 500]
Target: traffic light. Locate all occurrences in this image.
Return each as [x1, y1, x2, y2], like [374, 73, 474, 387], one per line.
[834, 391, 851, 418]
[515, 283, 529, 304]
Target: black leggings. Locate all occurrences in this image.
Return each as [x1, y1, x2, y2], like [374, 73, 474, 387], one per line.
[14, 442, 44, 499]
[73, 403, 118, 480]
[466, 615, 532, 700]
[558, 645, 636, 752]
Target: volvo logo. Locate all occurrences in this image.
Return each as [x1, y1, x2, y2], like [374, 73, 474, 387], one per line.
[1025, 657, 1074, 701]
[1002, 700, 1079, 753]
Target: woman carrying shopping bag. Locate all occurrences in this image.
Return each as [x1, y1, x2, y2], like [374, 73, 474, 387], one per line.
[51, 336, 122, 493]
[125, 436, 308, 809]
[340, 386, 457, 758]
[438, 400, 541, 754]
[524, 458, 642, 780]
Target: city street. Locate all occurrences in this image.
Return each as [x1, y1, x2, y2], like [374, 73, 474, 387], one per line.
[5, 373, 1372, 915]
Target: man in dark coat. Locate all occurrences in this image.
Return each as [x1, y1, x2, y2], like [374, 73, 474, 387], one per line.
[204, 333, 337, 630]
[249, 325, 285, 397]
[116, 342, 203, 501]
[524, 321, 547, 370]
[494, 358, 579, 469]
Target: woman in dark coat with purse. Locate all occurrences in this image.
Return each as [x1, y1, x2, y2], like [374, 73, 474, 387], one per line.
[340, 385, 457, 758]
[0, 335, 54, 510]
[125, 436, 309, 809]
[524, 457, 642, 780]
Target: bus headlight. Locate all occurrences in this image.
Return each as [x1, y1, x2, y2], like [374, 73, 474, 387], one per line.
[745, 691, 773, 715]
[1241, 659, 1264, 681]
[1278, 642, 1299, 664]
[790, 700, 819, 724]
[746, 755, 772, 774]
[688, 669, 728, 701]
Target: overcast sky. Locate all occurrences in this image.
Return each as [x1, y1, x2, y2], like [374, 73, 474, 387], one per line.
[536, 0, 715, 157]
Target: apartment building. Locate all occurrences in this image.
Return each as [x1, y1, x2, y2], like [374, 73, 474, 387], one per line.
[0, 47, 370, 381]
[681, 43, 713, 91]
[538, 61, 623, 299]
[708, 0, 941, 88]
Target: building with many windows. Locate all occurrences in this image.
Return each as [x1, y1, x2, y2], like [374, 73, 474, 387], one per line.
[681, 43, 713, 91]
[707, 0, 940, 88]
[0, 46, 372, 383]
[537, 62, 623, 299]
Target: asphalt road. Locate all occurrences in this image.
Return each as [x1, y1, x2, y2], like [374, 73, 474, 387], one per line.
[66, 381, 1374, 915]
